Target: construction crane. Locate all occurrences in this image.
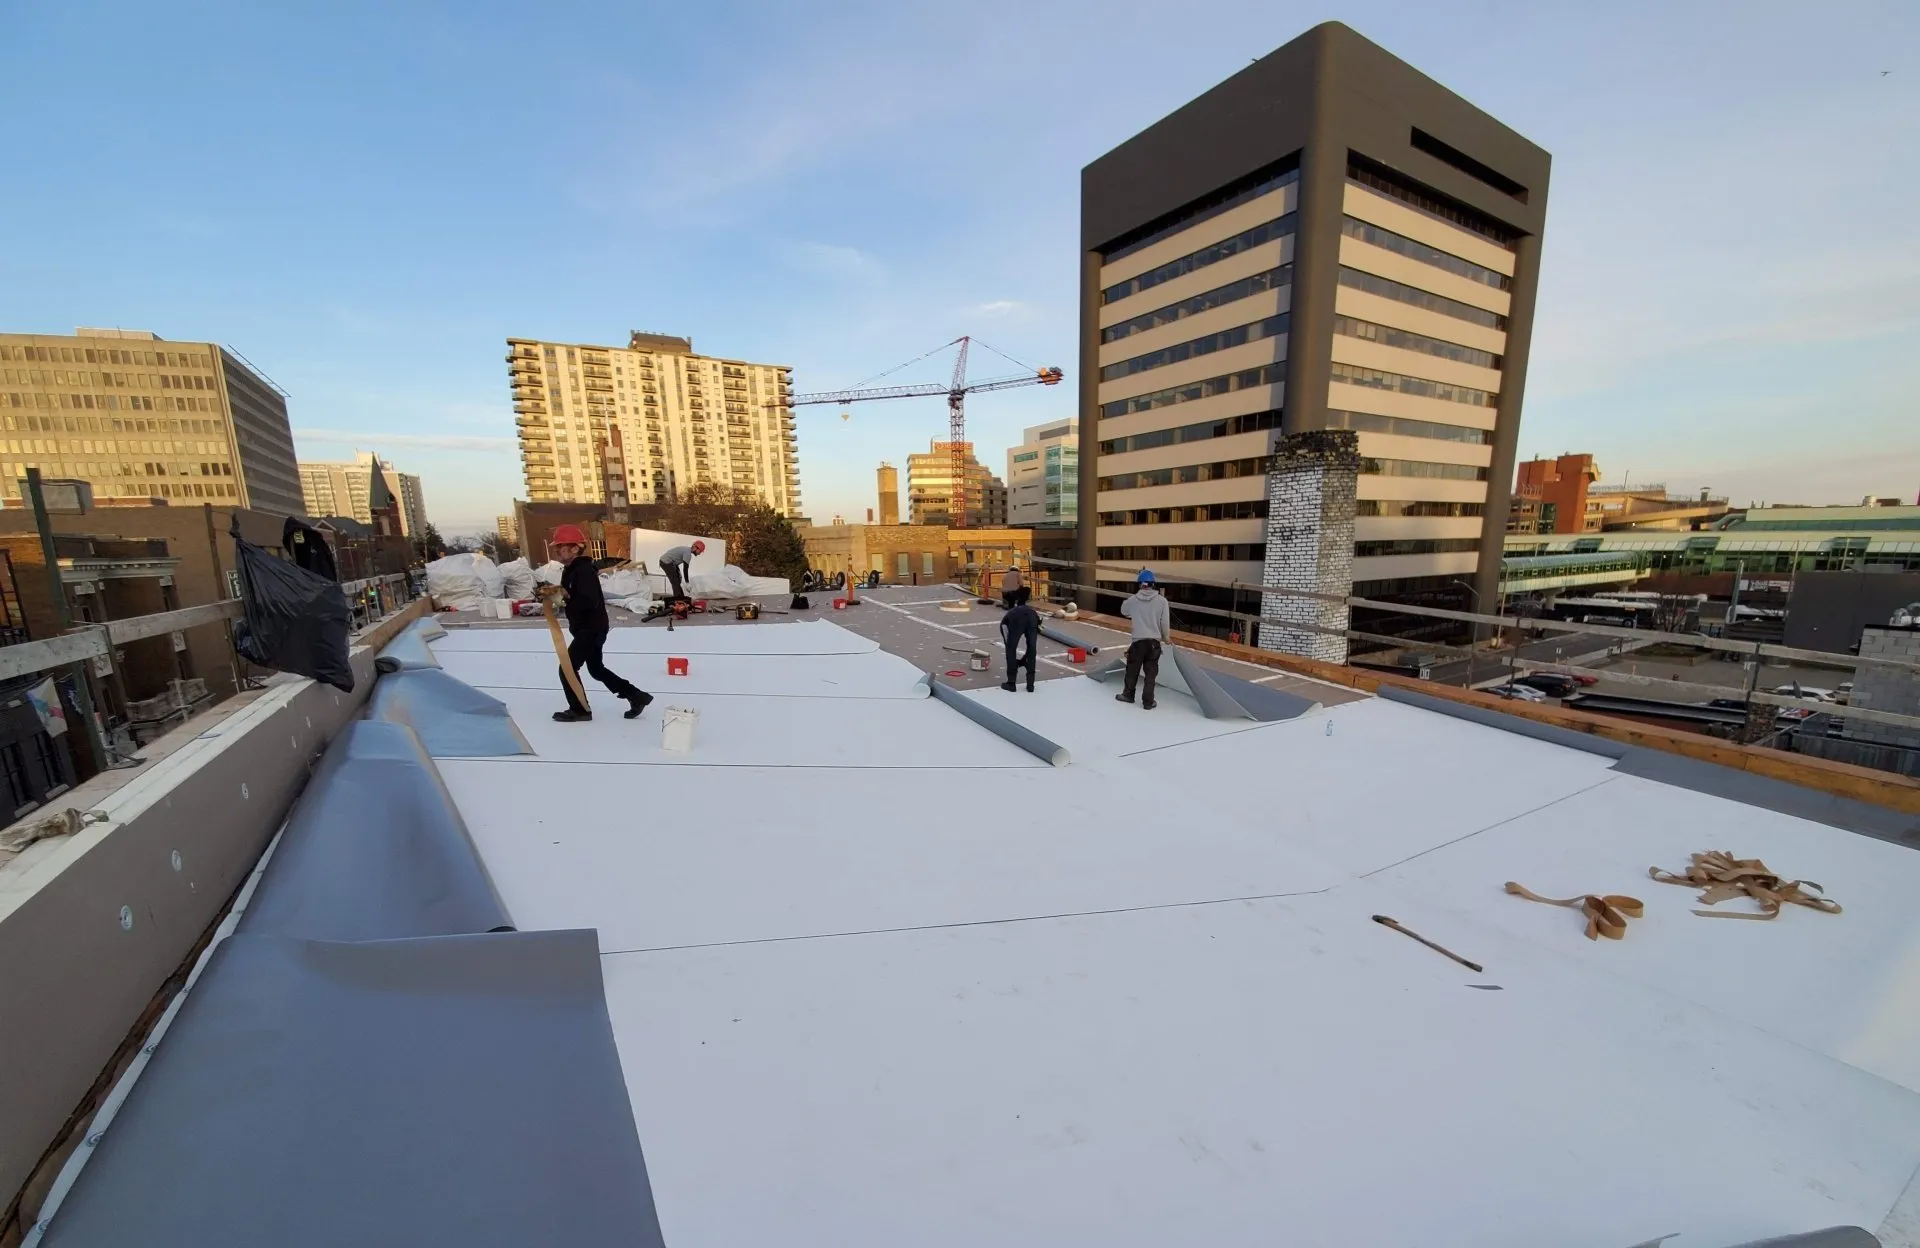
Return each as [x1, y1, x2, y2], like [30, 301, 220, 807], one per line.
[781, 336, 1063, 528]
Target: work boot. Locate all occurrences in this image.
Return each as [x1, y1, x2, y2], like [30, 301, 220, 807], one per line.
[1000, 681, 1017, 692]
[1142, 698, 1157, 710]
[1115, 692, 1135, 704]
[1025, 681, 1035, 692]
[552, 709, 592, 722]
[623, 691, 654, 720]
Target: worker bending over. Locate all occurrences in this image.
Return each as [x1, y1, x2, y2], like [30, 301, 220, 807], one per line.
[1001, 564, 1024, 608]
[1116, 569, 1170, 710]
[658, 540, 704, 602]
[547, 525, 652, 723]
[1000, 592, 1040, 693]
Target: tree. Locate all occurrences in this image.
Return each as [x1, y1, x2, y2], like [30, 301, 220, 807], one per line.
[655, 483, 808, 583]
[415, 521, 447, 562]
[478, 533, 521, 564]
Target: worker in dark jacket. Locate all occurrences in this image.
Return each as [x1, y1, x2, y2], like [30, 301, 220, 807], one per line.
[1000, 595, 1040, 693]
[546, 524, 652, 723]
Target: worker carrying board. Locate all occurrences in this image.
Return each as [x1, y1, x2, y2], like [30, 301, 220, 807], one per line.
[657, 540, 705, 603]
[544, 524, 653, 723]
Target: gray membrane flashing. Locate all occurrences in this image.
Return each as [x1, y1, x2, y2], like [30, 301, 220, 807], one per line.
[1206, 668, 1321, 722]
[240, 719, 514, 942]
[373, 616, 446, 674]
[38, 930, 667, 1248]
[368, 666, 533, 757]
[928, 675, 1070, 766]
[1378, 686, 1629, 759]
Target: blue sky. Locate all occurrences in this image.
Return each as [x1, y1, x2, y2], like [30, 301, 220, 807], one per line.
[2, 0, 1915, 534]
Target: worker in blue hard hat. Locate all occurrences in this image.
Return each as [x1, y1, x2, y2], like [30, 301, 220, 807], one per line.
[1116, 568, 1170, 710]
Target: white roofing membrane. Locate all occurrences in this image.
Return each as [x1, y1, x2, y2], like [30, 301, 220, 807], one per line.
[425, 620, 1920, 1247]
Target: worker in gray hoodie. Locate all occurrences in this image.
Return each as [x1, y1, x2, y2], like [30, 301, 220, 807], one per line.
[1116, 569, 1170, 710]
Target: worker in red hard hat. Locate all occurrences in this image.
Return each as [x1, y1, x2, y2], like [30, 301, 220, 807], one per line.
[656, 539, 705, 604]
[545, 524, 651, 723]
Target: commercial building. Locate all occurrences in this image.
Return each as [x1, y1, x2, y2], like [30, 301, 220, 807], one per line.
[798, 521, 1071, 595]
[907, 441, 1006, 527]
[1077, 22, 1549, 656]
[1007, 420, 1079, 527]
[506, 332, 800, 517]
[1511, 453, 1600, 534]
[0, 328, 306, 516]
[876, 463, 900, 526]
[298, 451, 428, 537]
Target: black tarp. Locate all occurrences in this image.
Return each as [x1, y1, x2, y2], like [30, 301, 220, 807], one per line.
[231, 523, 353, 692]
[282, 515, 339, 582]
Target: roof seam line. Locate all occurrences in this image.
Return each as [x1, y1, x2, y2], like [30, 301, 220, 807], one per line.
[1358, 775, 1621, 879]
[597, 887, 1337, 956]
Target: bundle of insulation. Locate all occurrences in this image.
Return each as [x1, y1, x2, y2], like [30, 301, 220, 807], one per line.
[425, 553, 505, 611]
[496, 558, 538, 601]
[690, 564, 790, 598]
[534, 560, 564, 586]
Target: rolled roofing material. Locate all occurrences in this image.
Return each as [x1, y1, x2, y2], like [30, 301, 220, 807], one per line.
[1087, 648, 1280, 721]
[1038, 624, 1100, 654]
[368, 667, 532, 757]
[1168, 647, 1256, 721]
[240, 720, 513, 942]
[37, 930, 667, 1248]
[928, 675, 1069, 766]
[1202, 668, 1321, 722]
[1720, 1229, 1878, 1247]
[374, 616, 445, 674]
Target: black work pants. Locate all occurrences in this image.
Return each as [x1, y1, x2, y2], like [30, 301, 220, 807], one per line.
[663, 562, 688, 601]
[1122, 639, 1161, 704]
[1004, 634, 1036, 689]
[562, 628, 642, 713]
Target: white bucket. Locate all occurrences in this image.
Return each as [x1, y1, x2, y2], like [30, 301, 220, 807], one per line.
[661, 705, 698, 753]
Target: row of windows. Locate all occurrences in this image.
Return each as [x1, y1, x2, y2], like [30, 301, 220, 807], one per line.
[1333, 315, 1501, 370]
[1100, 159, 1299, 263]
[1355, 499, 1486, 518]
[6, 436, 230, 460]
[1331, 362, 1497, 408]
[1102, 314, 1289, 383]
[1363, 457, 1488, 481]
[1102, 265, 1292, 346]
[1099, 409, 1283, 455]
[1098, 457, 1266, 492]
[1347, 159, 1518, 250]
[1338, 266, 1506, 331]
[6, 392, 215, 415]
[1354, 538, 1482, 558]
[0, 344, 214, 368]
[5, 369, 216, 392]
[1101, 362, 1284, 420]
[1322, 408, 1492, 445]
[1101, 214, 1295, 306]
[7, 414, 227, 437]
[1340, 216, 1510, 290]
[1100, 500, 1269, 525]
[2, 458, 234, 483]
[1097, 544, 1266, 563]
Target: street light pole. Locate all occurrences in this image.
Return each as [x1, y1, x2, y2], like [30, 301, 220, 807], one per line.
[1450, 579, 1483, 687]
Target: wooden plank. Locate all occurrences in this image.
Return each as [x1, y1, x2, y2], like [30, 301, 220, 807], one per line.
[104, 600, 242, 645]
[0, 630, 109, 681]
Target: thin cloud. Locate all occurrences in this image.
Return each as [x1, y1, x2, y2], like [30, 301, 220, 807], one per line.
[968, 299, 1030, 320]
[785, 241, 884, 283]
[294, 428, 515, 452]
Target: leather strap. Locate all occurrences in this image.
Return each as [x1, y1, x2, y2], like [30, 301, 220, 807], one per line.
[1504, 882, 1644, 940]
[1649, 851, 1842, 920]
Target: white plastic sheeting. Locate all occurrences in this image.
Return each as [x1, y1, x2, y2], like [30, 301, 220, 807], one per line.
[496, 559, 538, 601]
[425, 554, 504, 612]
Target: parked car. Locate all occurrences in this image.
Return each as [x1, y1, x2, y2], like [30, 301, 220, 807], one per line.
[1835, 682, 1853, 705]
[1491, 684, 1549, 702]
[1770, 684, 1836, 702]
[1516, 673, 1579, 699]
[1569, 671, 1600, 686]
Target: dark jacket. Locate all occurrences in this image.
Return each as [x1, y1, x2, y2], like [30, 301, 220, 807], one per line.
[1000, 601, 1040, 648]
[561, 555, 610, 634]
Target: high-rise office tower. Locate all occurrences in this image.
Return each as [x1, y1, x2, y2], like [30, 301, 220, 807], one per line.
[908, 442, 1007, 527]
[1007, 420, 1079, 527]
[506, 333, 800, 517]
[0, 328, 305, 515]
[876, 462, 900, 525]
[1077, 23, 1548, 656]
[299, 450, 428, 536]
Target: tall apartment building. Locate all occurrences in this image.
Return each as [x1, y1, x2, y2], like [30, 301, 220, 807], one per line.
[298, 450, 428, 537]
[496, 513, 518, 545]
[907, 442, 1007, 527]
[1077, 22, 1548, 652]
[876, 462, 900, 525]
[507, 332, 800, 517]
[0, 328, 305, 515]
[1007, 420, 1079, 527]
